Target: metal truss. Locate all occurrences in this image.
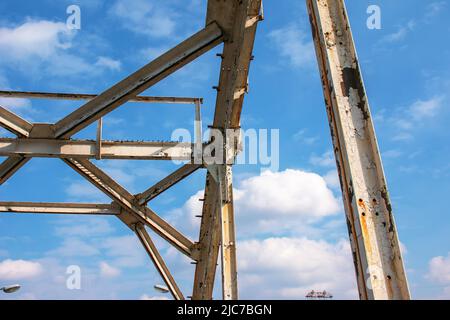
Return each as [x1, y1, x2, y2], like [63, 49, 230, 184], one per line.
[0, 0, 263, 301]
[0, 0, 410, 300]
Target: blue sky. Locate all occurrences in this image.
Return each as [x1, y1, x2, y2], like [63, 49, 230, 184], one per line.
[0, 0, 449, 300]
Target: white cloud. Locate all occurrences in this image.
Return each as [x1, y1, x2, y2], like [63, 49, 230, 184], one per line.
[427, 253, 450, 284]
[95, 57, 122, 72]
[0, 259, 43, 280]
[238, 237, 357, 299]
[49, 237, 100, 257]
[292, 129, 319, 145]
[382, 96, 446, 142]
[0, 20, 122, 78]
[323, 169, 340, 190]
[425, 1, 447, 20]
[100, 235, 146, 268]
[410, 96, 445, 120]
[99, 261, 121, 278]
[0, 20, 72, 60]
[110, 0, 176, 38]
[268, 24, 315, 68]
[170, 169, 341, 238]
[309, 150, 335, 167]
[235, 170, 339, 218]
[53, 216, 114, 237]
[381, 20, 415, 43]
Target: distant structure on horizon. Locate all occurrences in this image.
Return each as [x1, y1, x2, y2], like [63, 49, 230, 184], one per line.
[306, 290, 333, 300]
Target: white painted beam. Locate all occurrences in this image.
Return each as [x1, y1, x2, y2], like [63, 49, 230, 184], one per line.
[307, 0, 410, 300]
[0, 106, 33, 138]
[0, 138, 193, 161]
[0, 202, 119, 215]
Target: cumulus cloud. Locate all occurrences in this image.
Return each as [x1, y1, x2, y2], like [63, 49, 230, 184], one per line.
[235, 170, 339, 218]
[0, 259, 43, 280]
[0, 20, 72, 59]
[0, 20, 123, 78]
[268, 24, 315, 68]
[238, 237, 357, 299]
[169, 169, 341, 238]
[426, 252, 450, 298]
[323, 170, 340, 190]
[427, 253, 450, 284]
[163, 168, 353, 299]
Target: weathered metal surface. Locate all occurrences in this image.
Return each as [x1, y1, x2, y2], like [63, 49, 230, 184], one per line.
[134, 223, 185, 300]
[192, 173, 221, 300]
[0, 202, 119, 215]
[193, 0, 262, 300]
[0, 90, 202, 105]
[0, 0, 266, 301]
[0, 106, 33, 137]
[64, 158, 196, 259]
[306, 0, 410, 300]
[53, 23, 223, 139]
[218, 164, 238, 300]
[0, 138, 193, 161]
[136, 164, 202, 205]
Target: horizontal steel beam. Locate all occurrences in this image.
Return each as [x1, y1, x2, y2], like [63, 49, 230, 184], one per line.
[136, 164, 202, 205]
[54, 23, 223, 138]
[0, 106, 33, 137]
[0, 138, 193, 161]
[0, 90, 202, 105]
[0, 202, 119, 215]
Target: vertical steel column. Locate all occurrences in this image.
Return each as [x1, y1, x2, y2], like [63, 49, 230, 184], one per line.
[218, 164, 238, 300]
[306, 0, 410, 300]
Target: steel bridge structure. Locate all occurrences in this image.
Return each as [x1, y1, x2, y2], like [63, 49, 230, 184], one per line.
[0, 0, 410, 300]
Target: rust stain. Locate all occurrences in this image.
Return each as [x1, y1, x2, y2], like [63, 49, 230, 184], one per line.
[360, 213, 372, 258]
[358, 198, 367, 211]
[386, 275, 393, 299]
